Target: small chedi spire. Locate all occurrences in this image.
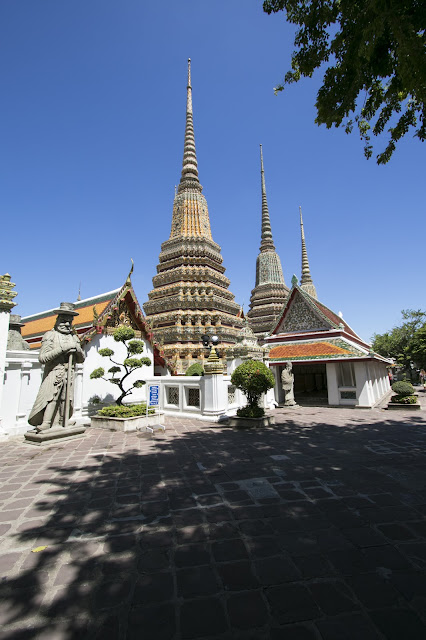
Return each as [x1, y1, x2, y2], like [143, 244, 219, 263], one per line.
[168, 59, 212, 240]
[259, 144, 275, 252]
[247, 146, 289, 342]
[178, 58, 202, 194]
[299, 206, 318, 299]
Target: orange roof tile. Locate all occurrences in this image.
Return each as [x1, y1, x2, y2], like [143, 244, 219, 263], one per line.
[22, 300, 111, 339]
[269, 342, 350, 359]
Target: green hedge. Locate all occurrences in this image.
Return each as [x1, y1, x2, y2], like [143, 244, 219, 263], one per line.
[97, 403, 155, 418]
[390, 395, 418, 404]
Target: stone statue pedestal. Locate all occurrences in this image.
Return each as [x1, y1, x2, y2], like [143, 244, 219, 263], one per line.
[24, 424, 86, 446]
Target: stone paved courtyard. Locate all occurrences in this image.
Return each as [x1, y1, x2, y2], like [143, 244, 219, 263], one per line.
[1, 394, 426, 639]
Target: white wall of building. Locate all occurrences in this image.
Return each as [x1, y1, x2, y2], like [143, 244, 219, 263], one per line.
[81, 332, 157, 415]
[2, 350, 43, 436]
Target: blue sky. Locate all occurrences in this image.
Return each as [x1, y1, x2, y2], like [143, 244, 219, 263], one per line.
[1, 0, 424, 343]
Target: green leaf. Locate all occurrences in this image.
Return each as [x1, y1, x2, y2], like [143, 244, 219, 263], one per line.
[90, 367, 104, 379]
[98, 348, 114, 357]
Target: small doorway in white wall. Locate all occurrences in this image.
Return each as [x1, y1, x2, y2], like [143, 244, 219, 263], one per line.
[292, 363, 328, 406]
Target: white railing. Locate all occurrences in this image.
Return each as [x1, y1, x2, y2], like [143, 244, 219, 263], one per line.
[144, 375, 246, 421]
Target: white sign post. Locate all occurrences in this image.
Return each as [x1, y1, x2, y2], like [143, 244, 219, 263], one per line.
[145, 384, 164, 432]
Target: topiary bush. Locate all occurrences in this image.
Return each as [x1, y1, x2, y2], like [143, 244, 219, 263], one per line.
[185, 362, 204, 376]
[391, 380, 417, 404]
[90, 326, 151, 406]
[231, 360, 275, 418]
[392, 381, 414, 396]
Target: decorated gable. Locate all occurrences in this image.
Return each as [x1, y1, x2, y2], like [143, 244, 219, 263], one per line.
[274, 288, 331, 335]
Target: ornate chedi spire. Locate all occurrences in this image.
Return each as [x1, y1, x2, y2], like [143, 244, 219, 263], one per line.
[247, 146, 289, 342]
[299, 206, 318, 299]
[143, 60, 243, 373]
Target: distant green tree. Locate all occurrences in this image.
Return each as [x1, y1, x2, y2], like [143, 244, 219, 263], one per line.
[185, 362, 205, 376]
[90, 326, 151, 406]
[263, 0, 426, 164]
[372, 309, 426, 374]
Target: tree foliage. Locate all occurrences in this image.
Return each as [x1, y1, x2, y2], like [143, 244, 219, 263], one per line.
[90, 326, 151, 406]
[231, 360, 275, 410]
[372, 309, 426, 371]
[263, 0, 426, 164]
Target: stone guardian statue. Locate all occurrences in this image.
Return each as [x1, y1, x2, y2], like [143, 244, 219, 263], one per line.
[28, 302, 85, 432]
[281, 361, 297, 406]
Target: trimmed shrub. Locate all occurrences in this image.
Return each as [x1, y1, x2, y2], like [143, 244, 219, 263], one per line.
[392, 381, 414, 396]
[97, 403, 155, 418]
[231, 360, 275, 410]
[237, 405, 265, 418]
[185, 362, 204, 376]
[391, 395, 417, 404]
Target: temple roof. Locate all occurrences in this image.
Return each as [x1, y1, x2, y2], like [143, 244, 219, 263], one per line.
[265, 284, 391, 364]
[268, 339, 366, 361]
[20, 274, 171, 371]
[22, 289, 121, 348]
[271, 285, 360, 340]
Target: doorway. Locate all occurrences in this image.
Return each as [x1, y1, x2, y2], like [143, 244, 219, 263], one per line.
[293, 363, 328, 405]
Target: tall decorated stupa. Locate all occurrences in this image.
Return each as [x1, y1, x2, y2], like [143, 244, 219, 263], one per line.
[247, 145, 289, 341]
[143, 60, 243, 373]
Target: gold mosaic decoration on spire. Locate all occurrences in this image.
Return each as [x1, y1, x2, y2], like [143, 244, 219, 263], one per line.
[144, 60, 243, 373]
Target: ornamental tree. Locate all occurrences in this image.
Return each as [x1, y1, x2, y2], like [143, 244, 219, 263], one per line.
[231, 360, 275, 416]
[263, 0, 425, 164]
[90, 326, 151, 406]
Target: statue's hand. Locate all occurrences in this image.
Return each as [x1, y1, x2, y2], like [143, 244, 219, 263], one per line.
[67, 347, 77, 354]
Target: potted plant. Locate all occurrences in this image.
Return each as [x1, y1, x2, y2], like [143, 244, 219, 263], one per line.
[89, 326, 161, 431]
[227, 360, 276, 428]
[388, 380, 420, 411]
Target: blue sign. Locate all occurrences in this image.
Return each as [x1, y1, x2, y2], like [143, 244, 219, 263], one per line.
[149, 385, 159, 406]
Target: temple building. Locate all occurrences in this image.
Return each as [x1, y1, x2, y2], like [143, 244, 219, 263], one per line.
[264, 282, 391, 408]
[143, 60, 243, 374]
[247, 145, 289, 341]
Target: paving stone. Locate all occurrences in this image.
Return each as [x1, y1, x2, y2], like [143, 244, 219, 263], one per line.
[127, 603, 176, 640]
[208, 521, 239, 540]
[245, 535, 282, 558]
[269, 625, 319, 640]
[137, 549, 170, 573]
[341, 526, 387, 548]
[362, 544, 414, 570]
[266, 584, 320, 624]
[315, 613, 382, 639]
[227, 590, 268, 629]
[177, 565, 220, 597]
[176, 524, 209, 544]
[0, 552, 21, 573]
[293, 553, 336, 578]
[369, 608, 426, 639]
[94, 576, 134, 610]
[212, 538, 248, 562]
[254, 555, 302, 585]
[132, 572, 174, 604]
[179, 597, 228, 638]
[174, 543, 211, 567]
[327, 548, 372, 575]
[346, 573, 401, 608]
[377, 522, 417, 540]
[217, 560, 259, 591]
[309, 580, 359, 614]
